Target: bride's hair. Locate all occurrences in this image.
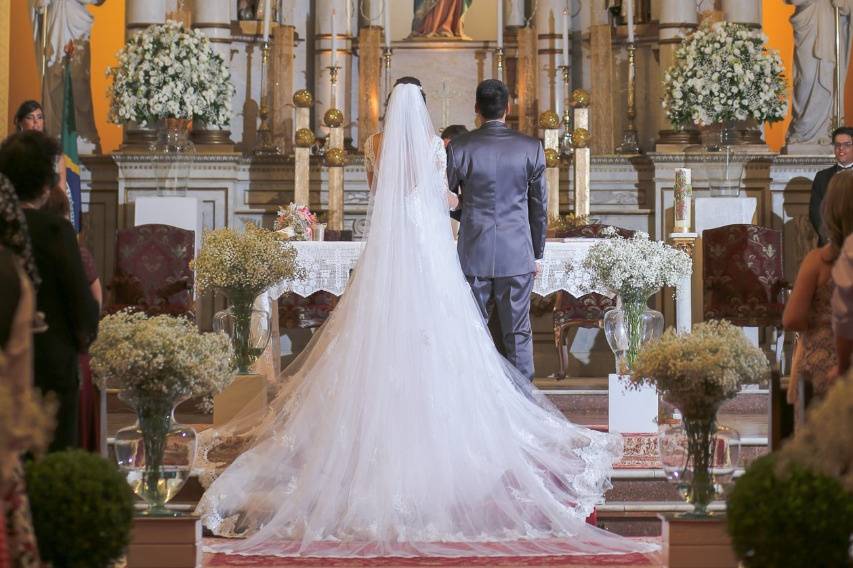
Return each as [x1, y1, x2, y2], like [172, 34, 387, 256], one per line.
[385, 76, 426, 108]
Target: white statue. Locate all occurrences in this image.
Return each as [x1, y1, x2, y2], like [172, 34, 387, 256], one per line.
[786, 0, 853, 148]
[30, 0, 104, 153]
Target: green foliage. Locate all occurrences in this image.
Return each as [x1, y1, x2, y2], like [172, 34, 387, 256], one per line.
[727, 454, 853, 568]
[26, 450, 135, 568]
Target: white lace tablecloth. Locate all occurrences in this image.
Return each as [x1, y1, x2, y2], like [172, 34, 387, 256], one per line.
[260, 238, 607, 307]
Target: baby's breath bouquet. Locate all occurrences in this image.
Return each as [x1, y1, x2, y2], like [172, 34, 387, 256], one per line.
[663, 21, 787, 128]
[191, 223, 303, 372]
[576, 227, 692, 372]
[632, 320, 769, 515]
[107, 20, 234, 127]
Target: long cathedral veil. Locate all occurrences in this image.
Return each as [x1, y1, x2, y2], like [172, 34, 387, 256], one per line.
[197, 84, 658, 560]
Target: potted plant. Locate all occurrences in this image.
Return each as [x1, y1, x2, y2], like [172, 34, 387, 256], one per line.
[575, 227, 692, 374]
[631, 320, 769, 515]
[191, 223, 304, 373]
[90, 311, 234, 514]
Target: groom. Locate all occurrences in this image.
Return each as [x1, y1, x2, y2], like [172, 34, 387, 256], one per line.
[446, 80, 547, 381]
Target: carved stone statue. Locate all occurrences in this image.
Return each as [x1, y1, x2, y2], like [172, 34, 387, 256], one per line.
[237, 0, 275, 21]
[411, 0, 473, 39]
[786, 0, 853, 148]
[30, 0, 103, 153]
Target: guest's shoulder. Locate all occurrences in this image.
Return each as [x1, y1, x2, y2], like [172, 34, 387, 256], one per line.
[23, 209, 74, 239]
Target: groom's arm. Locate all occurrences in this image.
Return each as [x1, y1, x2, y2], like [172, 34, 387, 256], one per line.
[528, 142, 547, 261]
[446, 142, 463, 221]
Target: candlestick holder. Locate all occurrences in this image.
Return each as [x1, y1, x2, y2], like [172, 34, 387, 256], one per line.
[495, 47, 505, 82]
[617, 41, 640, 155]
[558, 65, 573, 156]
[254, 40, 281, 156]
[382, 47, 393, 114]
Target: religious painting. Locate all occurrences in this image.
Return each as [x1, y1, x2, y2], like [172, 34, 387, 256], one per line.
[411, 0, 474, 39]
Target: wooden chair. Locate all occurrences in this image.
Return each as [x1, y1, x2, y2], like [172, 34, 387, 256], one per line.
[702, 223, 792, 447]
[105, 223, 195, 318]
[552, 224, 635, 379]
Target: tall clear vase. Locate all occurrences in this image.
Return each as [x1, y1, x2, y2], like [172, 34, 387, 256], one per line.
[213, 288, 272, 375]
[113, 393, 197, 515]
[603, 291, 664, 375]
[150, 118, 196, 196]
[700, 121, 744, 197]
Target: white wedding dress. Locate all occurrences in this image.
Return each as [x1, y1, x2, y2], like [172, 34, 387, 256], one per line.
[197, 85, 657, 559]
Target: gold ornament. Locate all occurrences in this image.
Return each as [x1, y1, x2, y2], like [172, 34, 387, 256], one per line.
[571, 89, 591, 108]
[292, 90, 313, 108]
[572, 127, 591, 148]
[544, 148, 560, 168]
[538, 110, 560, 130]
[324, 147, 347, 167]
[323, 108, 344, 128]
[294, 128, 315, 148]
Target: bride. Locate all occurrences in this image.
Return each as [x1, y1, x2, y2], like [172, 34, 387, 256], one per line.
[197, 81, 657, 559]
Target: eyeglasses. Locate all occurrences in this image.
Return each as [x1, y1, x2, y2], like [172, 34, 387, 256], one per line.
[833, 142, 853, 149]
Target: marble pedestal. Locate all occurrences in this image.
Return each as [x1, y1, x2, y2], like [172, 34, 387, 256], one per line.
[608, 373, 658, 434]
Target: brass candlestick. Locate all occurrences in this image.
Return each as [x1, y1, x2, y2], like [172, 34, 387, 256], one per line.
[382, 47, 393, 115]
[559, 65, 573, 156]
[254, 40, 280, 155]
[617, 42, 640, 154]
[495, 47, 505, 81]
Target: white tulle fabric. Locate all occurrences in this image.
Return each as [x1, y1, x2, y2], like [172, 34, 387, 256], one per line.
[197, 85, 657, 559]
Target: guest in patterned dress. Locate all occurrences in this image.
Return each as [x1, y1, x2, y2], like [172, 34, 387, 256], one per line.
[785, 171, 853, 423]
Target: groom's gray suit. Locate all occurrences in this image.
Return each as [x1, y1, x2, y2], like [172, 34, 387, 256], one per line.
[446, 120, 547, 380]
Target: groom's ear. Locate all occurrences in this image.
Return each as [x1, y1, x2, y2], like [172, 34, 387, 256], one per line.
[474, 102, 480, 116]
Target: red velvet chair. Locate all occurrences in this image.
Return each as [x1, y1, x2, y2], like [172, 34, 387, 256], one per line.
[552, 224, 635, 379]
[702, 224, 790, 448]
[106, 224, 195, 318]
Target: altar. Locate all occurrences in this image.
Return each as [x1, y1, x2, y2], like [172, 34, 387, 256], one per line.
[253, 239, 694, 381]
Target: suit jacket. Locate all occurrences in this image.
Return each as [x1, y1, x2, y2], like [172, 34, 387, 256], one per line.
[446, 121, 547, 278]
[24, 209, 99, 392]
[810, 164, 844, 243]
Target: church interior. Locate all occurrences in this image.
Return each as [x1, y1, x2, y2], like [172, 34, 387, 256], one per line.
[1, 1, 852, 567]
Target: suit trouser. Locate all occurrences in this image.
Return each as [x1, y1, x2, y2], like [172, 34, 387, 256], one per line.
[466, 273, 535, 381]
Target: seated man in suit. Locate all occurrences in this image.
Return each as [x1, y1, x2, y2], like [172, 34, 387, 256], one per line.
[810, 126, 853, 243]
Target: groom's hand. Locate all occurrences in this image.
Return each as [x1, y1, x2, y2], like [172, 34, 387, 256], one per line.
[447, 191, 460, 210]
[534, 260, 542, 278]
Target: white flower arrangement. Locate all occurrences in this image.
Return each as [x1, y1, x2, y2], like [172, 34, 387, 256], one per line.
[90, 311, 235, 409]
[576, 226, 692, 302]
[631, 320, 770, 418]
[107, 20, 235, 127]
[191, 223, 304, 296]
[274, 203, 318, 241]
[663, 21, 787, 127]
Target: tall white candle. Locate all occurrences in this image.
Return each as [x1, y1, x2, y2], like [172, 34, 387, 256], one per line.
[497, 0, 504, 49]
[331, 9, 337, 66]
[562, 8, 570, 68]
[384, 0, 391, 48]
[262, 0, 271, 42]
[626, 0, 635, 43]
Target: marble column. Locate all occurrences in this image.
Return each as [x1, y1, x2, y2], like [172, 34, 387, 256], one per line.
[535, 0, 566, 119]
[124, 0, 166, 147]
[722, 0, 761, 28]
[359, 0, 383, 27]
[656, 0, 699, 149]
[505, 0, 525, 27]
[191, 0, 234, 145]
[315, 0, 352, 143]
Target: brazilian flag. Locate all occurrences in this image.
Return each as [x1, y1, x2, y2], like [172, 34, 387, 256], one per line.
[60, 56, 82, 232]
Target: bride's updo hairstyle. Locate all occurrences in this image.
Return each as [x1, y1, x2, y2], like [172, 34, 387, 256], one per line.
[386, 76, 426, 108]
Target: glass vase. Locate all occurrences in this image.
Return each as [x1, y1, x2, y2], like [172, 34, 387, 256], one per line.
[699, 122, 744, 197]
[658, 416, 741, 517]
[213, 288, 271, 374]
[150, 118, 196, 196]
[113, 393, 197, 515]
[603, 292, 664, 375]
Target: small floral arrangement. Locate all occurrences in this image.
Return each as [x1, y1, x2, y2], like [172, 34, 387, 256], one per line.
[191, 223, 303, 296]
[90, 311, 234, 409]
[107, 20, 235, 127]
[275, 203, 317, 241]
[576, 227, 692, 301]
[663, 21, 787, 127]
[631, 320, 769, 418]
[548, 213, 593, 234]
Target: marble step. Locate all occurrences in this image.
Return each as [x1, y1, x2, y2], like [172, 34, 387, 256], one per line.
[597, 501, 728, 537]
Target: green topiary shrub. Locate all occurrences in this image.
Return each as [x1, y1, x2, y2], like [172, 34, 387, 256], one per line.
[727, 453, 853, 568]
[26, 450, 135, 568]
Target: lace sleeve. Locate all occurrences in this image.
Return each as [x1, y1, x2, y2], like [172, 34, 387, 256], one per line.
[365, 133, 378, 174]
[433, 136, 449, 193]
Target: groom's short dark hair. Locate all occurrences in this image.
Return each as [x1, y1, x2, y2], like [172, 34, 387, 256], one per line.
[476, 80, 509, 120]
